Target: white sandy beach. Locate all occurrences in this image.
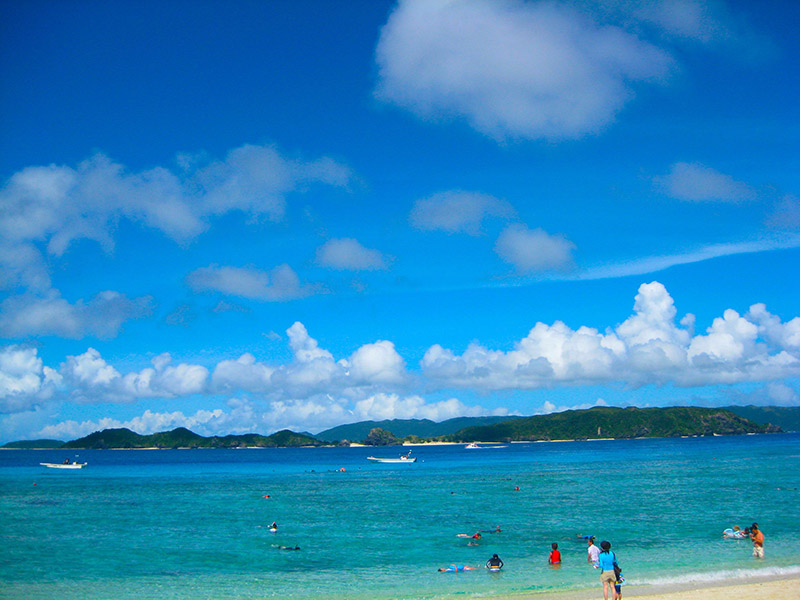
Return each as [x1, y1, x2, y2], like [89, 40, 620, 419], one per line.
[622, 577, 799, 599]
[494, 577, 800, 600]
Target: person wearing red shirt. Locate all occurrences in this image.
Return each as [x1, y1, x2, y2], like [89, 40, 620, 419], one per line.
[549, 542, 562, 565]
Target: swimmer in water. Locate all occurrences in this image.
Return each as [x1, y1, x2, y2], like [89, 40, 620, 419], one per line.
[438, 564, 474, 572]
[486, 554, 504, 571]
[278, 545, 300, 551]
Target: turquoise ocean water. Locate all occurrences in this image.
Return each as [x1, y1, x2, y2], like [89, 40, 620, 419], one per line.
[1, 434, 799, 600]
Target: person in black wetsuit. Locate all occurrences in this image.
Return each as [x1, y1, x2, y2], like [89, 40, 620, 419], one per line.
[486, 554, 503, 570]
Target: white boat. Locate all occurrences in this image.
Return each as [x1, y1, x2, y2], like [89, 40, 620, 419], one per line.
[40, 462, 87, 469]
[465, 442, 481, 449]
[366, 451, 417, 463]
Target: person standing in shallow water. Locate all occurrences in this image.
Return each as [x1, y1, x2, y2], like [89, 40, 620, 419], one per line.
[597, 541, 619, 600]
[750, 523, 764, 558]
[587, 536, 600, 567]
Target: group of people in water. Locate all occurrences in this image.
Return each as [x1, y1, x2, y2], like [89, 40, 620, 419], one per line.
[270, 516, 765, 593]
[723, 522, 765, 558]
[585, 536, 624, 600]
[439, 533, 625, 600]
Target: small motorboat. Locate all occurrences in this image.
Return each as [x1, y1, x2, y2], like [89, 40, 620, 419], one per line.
[40, 461, 87, 469]
[366, 450, 417, 463]
[465, 442, 480, 449]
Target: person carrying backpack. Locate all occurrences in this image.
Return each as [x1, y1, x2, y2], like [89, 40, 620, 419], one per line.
[597, 540, 619, 600]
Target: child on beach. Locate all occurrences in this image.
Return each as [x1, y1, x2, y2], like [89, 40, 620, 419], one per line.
[614, 568, 624, 599]
[548, 542, 561, 565]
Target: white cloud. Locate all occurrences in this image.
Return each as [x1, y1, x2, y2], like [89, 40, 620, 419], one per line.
[593, 0, 742, 44]
[316, 238, 389, 271]
[375, 0, 675, 141]
[61, 349, 209, 403]
[655, 162, 756, 202]
[31, 389, 506, 441]
[186, 264, 314, 301]
[688, 309, 759, 362]
[0, 290, 153, 339]
[347, 341, 407, 385]
[766, 195, 800, 230]
[0, 144, 351, 338]
[495, 224, 576, 272]
[0, 346, 60, 413]
[538, 398, 608, 415]
[747, 303, 800, 349]
[0, 145, 351, 253]
[409, 191, 515, 234]
[422, 281, 800, 390]
[5, 287, 800, 430]
[36, 408, 226, 441]
[353, 393, 498, 422]
[211, 353, 275, 393]
[572, 234, 800, 281]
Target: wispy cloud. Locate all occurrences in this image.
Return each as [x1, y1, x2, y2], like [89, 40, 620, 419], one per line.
[572, 234, 800, 281]
[186, 264, 316, 301]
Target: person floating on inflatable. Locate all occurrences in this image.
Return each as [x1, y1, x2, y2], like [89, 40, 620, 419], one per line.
[722, 525, 746, 539]
[439, 564, 475, 572]
[486, 554, 504, 572]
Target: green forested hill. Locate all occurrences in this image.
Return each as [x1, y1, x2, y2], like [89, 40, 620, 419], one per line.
[1, 439, 64, 449]
[724, 405, 800, 432]
[444, 406, 779, 442]
[315, 415, 524, 442]
[61, 427, 322, 449]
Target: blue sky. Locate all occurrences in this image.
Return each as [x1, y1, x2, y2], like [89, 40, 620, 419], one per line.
[1, 0, 799, 443]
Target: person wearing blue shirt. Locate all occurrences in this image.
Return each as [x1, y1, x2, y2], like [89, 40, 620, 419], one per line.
[597, 541, 619, 600]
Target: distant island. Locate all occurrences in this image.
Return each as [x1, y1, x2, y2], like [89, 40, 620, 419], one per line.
[58, 427, 322, 449]
[440, 406, 781, 442]
[2, 405, 793, 450]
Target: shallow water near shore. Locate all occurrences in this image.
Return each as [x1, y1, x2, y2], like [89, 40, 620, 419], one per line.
[1, 434, 799, 600]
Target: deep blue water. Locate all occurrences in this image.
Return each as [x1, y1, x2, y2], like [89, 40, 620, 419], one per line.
[1, 434, 799, 599]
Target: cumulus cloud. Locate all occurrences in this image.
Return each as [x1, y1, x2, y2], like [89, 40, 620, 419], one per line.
[60, 349, 209, 404]
[655, 162, 757, 202]
[211, 353, 275, 393]
[0, 290, 153, 339]
[186, 264, 314, 301]
[0, 322, 412, 415]
[5, 286, 800, 432]
[495, 224, 576, 272]
[409, 191, 515, 234]
[353, 393, 501, 421]
[32, 389, 505, 440]
[374, 0, 677, 140]
[274, 322, 409, 396]
[422, 281, 800, 390]
[315, 238, 389, 271]
[0, 346, 61, 413]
